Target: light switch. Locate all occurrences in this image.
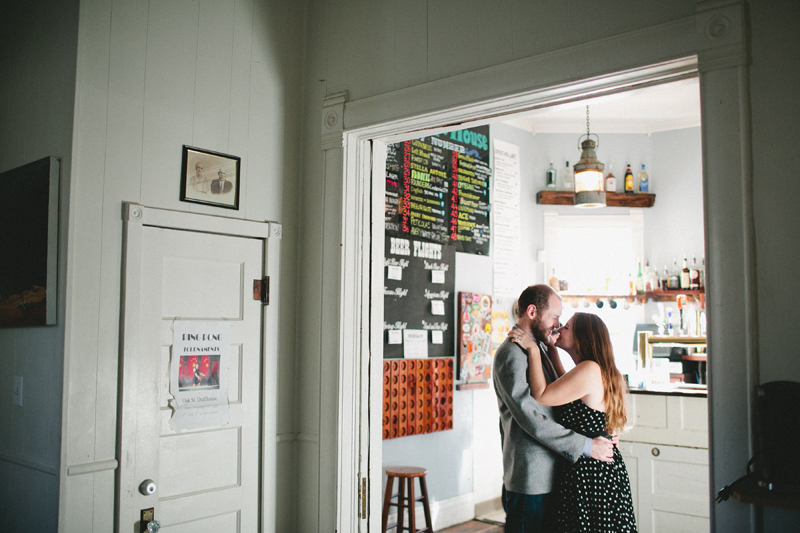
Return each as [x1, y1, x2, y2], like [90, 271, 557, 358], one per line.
[13, 376, 23, 407]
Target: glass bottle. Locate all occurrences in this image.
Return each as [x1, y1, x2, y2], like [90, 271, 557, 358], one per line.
[605, 164, 616, 192]
[635, 260, 644, 294]
[659, 265, 669, 291]
[680, 257, 691, 289]
[546, 161, 557, 189]
[668, 260, 680, 290]
[562, 161, 573, 191]
[699, 257, 705, 289]
[690, 257, 700, 289]
[638, 164, 649, 193]
[624, 165, 634, 193]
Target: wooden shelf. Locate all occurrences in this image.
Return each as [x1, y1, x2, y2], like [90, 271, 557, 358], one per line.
[646, 289, 705, 306]
[537, 190, 656, 207]
[557, 289, 704, 306]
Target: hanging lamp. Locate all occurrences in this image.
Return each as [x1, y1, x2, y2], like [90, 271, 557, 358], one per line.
[573, 105, 606, 208]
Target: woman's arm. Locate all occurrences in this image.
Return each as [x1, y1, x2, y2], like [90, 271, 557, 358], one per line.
[547, 343, 567, 378]
[529, 359, 600, 406]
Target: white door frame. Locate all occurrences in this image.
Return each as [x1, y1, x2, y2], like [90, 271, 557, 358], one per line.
[326, 3, 755, 532]
[118, 203, 282, 532]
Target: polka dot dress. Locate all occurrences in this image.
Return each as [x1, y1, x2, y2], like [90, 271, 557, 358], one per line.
[553, 400, 637, 533]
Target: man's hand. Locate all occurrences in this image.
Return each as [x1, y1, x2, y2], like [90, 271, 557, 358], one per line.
[545, 330, 560, 348]
[590, 436, 616, 462]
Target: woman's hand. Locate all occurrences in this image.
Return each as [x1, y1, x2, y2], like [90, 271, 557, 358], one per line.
[508, 329, 537, 353]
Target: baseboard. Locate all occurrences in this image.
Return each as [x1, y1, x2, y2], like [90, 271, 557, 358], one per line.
[385, 491, 475, 531]
[474, 496, 503, 518]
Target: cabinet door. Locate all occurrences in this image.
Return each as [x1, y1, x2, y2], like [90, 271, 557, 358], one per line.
[619, 442, 709, 533]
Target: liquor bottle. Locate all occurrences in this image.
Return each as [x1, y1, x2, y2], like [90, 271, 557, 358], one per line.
[605, 164, 616, 192]
[680, 257, 691, 289]
[659, 265, 669, 291]
[638, 164, 649, 193]
[546, 161, 557, 189]
[635, 260, 644, 294]
[699, 257, 705, 289]
[689, 256, 700, 289]
[668, 260, 680, 290]
[549, 269, 559, 290]
[563, 161, 573, 191]
[624, 165, 634, 193]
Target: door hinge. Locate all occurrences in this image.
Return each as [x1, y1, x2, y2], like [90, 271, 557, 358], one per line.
[253, 276, 270, 305]
[358, 476, 368, 519]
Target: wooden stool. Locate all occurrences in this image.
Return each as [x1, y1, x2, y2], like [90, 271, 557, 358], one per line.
[382, 467, 433, 533]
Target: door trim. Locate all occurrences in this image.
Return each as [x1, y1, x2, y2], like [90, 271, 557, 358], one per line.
[118, 203, 282, 533]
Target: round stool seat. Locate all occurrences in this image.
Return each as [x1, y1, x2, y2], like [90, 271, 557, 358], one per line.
[385, 466, 427, 477]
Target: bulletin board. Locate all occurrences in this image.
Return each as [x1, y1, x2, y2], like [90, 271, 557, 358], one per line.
[457, 292, 493, 381]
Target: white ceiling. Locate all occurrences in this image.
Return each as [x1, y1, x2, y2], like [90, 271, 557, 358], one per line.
[501, 77, 701, 135]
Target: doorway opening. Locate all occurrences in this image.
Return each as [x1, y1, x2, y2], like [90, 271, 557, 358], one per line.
[334, 57, 718, 532]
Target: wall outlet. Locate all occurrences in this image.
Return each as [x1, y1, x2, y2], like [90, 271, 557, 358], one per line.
[13, 376, 23, 407]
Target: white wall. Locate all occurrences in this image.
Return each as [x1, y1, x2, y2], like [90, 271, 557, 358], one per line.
[0, 1, 79, 531]
[60, 0, 305, 531]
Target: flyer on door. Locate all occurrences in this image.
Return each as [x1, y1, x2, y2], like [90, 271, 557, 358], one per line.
[169, 320, 230, 430]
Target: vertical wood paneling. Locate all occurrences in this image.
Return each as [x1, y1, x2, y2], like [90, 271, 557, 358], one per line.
[228, 0, 254, 218]
[66, 0, 113, 467]
[394, 0, 429, 90]
[94, 0, 150, 461]
[140, 1, 199, 210]
[193, 0, 236, 151]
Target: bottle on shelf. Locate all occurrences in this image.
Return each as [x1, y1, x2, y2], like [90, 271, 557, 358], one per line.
[624, 164, 635, 193]
[546, 161, 557, 189]
[562, 161, 573, 191]
[668, 260, 681, 290]
[659, 265, 669, 291]
[646, 260, 658, 292]
[605, 164, 616, 192]
[699, 257, 705, 289]
[549, 268, 559, 290]
[638, 164, 649, 193]
[680, 257, 691, 289]
[690, 256, 700, 289]
[635, 260, 645, 294]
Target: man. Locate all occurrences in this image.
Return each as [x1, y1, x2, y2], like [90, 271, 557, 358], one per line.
[210, 169, 233, 194]
[493, 284, 616, 532]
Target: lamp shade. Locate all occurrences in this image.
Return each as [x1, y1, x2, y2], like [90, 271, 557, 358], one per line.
[573, 138, 606, 208]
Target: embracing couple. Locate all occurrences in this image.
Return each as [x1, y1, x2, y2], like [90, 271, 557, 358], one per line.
[493, 284, 637, 533]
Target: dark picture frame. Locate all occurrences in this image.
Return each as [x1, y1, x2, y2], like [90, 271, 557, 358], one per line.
[180, 145, 241, 210]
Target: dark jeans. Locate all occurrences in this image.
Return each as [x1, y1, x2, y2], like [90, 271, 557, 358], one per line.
[503, 489, 555, 533]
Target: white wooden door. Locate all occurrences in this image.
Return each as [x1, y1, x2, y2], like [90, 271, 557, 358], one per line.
[119, 221, 266, 533]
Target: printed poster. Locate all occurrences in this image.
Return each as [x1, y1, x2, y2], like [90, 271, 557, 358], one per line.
[169, 321, 230, 430]
[458, 292, 493, 381]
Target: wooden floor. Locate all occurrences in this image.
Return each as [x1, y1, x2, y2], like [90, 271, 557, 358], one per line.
[438, 519, 504, 533]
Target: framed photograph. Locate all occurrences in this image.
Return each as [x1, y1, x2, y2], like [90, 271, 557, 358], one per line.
[180, 145, 241, 210]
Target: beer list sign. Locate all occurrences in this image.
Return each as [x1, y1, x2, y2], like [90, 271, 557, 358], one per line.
[385, 126, 491, 255]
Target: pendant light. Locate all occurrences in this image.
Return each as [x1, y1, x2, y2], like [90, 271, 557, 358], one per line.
[573, 105, 606, 208]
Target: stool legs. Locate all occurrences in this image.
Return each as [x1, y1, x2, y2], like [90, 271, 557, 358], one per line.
[381, 474, 434, 533]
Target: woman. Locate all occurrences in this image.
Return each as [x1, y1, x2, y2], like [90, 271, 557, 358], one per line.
[509, 312, 636, 533]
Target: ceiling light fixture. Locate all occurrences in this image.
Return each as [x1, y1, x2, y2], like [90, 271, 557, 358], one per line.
[573, 105, 606, 208]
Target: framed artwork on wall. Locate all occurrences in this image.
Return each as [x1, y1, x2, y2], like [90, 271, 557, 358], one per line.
[180, 145, 241, 210]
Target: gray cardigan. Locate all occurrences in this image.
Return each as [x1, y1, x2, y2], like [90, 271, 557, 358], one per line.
[493, 337, 586, 495]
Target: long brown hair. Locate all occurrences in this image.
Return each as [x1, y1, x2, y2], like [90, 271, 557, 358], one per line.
[571, 312, 628, 433]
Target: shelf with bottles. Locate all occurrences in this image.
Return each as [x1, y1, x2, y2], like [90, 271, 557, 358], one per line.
[645, 289, 705, 306]
[556, 289, 703, 306]
[537, 190, 656, 208]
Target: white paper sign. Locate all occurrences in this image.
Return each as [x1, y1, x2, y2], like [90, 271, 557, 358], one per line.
[387, 265, 403, 281]
[431, 270, 446, 284]
[431, 330, 444, 344]
[169, 321, 230, 430]
[431, 300, 445, 315]
[403, 329, 429, 359]
[388, 329, 402, 344]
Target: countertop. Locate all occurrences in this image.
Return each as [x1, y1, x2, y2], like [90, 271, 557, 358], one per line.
[628, 383, 707, 398]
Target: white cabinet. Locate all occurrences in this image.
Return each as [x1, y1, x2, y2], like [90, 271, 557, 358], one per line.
[619, 393, 710, 533]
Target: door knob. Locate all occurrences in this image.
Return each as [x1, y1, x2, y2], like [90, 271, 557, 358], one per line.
[139, 479, 157, 496]
[146, 519, 161, 532]
[140, 507, 160, 533]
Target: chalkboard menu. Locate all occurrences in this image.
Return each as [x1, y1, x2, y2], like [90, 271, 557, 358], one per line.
[384, 236, 455, 359]
[385, 126, 491, 256]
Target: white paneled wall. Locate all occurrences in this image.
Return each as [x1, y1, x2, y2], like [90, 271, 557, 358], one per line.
[62, 0, 304, 531]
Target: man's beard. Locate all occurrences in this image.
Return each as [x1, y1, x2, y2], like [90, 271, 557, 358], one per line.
[530, 314, 551, 344]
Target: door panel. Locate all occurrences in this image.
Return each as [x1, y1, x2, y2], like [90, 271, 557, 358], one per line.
[120, 225, 264, 533]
